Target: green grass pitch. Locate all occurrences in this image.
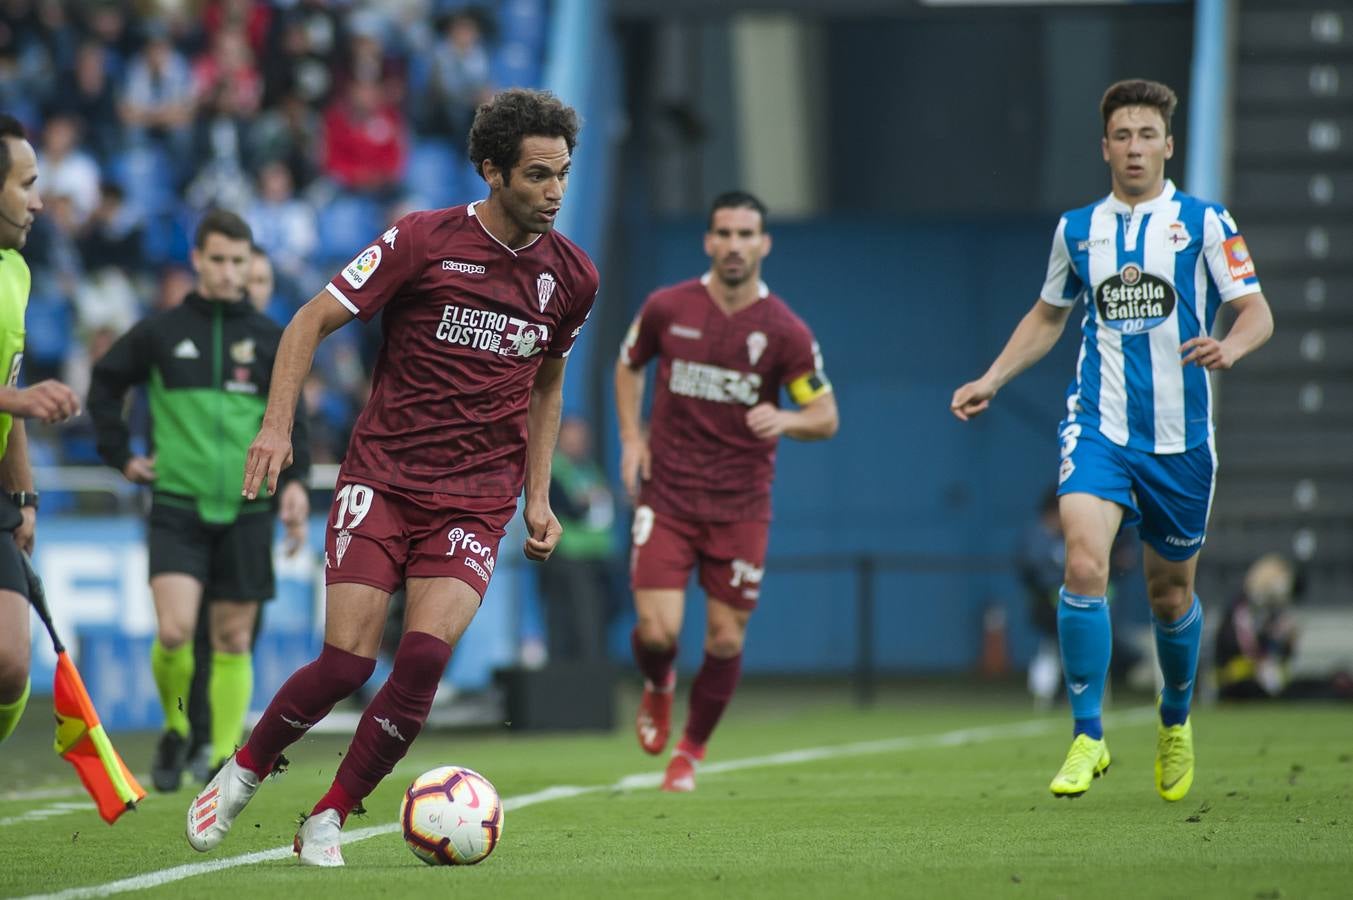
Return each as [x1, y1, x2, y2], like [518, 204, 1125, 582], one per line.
[1, 683, 1349, 899]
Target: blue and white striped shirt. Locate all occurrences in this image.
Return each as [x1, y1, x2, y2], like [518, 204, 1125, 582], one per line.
[1040, 180, 1262, 454]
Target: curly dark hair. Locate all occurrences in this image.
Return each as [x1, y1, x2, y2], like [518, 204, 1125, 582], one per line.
[1101, 79, 1178, 136]
[468, 89, 581, 185]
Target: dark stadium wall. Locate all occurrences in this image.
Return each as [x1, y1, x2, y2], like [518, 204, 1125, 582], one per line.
[606, 214, 1081, 674]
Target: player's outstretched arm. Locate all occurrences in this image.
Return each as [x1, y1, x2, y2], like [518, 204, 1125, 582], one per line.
[243, 289, 352, 499]
[1180, 291, 1273, 371]
[523, 356, 567, 562]
[950, 298, 1073, 422]
[614, 358, 651, 502]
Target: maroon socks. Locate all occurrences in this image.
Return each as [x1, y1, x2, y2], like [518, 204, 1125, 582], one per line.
[237, 643, 376, 777]
[631, 627, 677, 688]
[682, 651, 742, 750]
[315, 631, 452, 823]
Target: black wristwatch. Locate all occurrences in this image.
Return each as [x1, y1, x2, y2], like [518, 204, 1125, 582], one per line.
[10, 490, 38, 510]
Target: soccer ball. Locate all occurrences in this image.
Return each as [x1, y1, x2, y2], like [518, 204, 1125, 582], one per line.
[400, 765, 504, 865]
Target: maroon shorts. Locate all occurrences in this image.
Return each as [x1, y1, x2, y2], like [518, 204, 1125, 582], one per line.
[324, 475, 517, 600]
[628, 504, 769, 610]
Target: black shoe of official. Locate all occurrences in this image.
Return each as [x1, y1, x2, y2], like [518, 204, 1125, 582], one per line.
[152, 730, 188, 792]
[187, 741, 214, 784]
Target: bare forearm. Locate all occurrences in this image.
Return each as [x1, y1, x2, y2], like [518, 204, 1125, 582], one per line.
[614, 361, 646, 442]
[1220, 294, 1274, 364]
[783, 394, 839, 441]
[983, 301, 1071, 391]
[525, 383, 563, 507]
[0, 420, 33, 492]
[262, 303, 329, 434]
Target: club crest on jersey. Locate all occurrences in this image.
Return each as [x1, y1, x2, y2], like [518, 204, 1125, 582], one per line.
[230, 338, 256, 364]
[335, 528, 352, 567]
[1094, 264, 1176, 334]
[536, 272, 557, 312]
[746, 331, 767, 365]
[342, 245, 382, 289]
[1166, 221, 1190, 250]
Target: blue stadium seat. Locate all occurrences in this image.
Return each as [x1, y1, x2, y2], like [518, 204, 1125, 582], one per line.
[24, 292, 72, 365]
[316, 194, 384, 263]
[107, 146, 176, 218]
[406, 139, 477, 209]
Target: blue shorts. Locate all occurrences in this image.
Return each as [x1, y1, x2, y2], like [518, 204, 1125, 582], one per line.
[1056, 422, 1216, 562]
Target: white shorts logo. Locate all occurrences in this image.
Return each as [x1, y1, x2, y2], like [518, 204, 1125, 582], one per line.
[342, 245, 382, 289]
[632, 506, 655, 547]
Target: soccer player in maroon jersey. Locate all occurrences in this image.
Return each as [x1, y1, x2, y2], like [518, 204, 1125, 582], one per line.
[616, 191, 838, 792]
[185, 89, 599, 865]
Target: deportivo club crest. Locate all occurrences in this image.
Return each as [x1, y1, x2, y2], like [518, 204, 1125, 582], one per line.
[536, 272, 556, 312]
[747, 331, 768, 365]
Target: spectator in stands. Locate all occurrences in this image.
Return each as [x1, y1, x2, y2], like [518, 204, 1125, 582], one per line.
[192, 27, 263, 119]
[202, 0, 273, 57]
[421, 10, 492, 145]
[245, 161, 317, 305]
[185, 81, 256, 212]
[1017, 487, 1063, 710]
[1215, 554, 1299, 700]
[319, 79, 408, 199]
[538, 416, 619, 663]
[261, 1, 342, 109]
[36, 113, 100, 226]
[247, 90, 321, 191]
[118, 25, 195, 164]
[49, 40, 122, 164]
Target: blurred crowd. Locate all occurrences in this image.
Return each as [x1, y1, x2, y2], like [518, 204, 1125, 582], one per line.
[1, 0, 548, 470]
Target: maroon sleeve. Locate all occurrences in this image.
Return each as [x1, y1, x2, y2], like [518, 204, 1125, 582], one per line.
[325, 213, 422, 322]
[547, 265, 600, 358]
[779, 314, 823, 385]
[618, 292, 666, 369]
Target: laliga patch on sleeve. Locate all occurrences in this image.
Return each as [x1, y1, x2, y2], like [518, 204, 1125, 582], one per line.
[1223, 236, 1255, 281]
[342, 245, 383, 289]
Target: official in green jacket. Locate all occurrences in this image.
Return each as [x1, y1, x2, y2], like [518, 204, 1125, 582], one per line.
[88, 209, 311, 790]
[0, 114, 83, 745]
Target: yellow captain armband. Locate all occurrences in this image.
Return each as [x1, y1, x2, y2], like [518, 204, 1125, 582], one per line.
[787, 370, 832, 406]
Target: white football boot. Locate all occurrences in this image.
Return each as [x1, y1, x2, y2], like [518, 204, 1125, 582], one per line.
[186, 756, 261, 851]
[294, 808, 345, 867]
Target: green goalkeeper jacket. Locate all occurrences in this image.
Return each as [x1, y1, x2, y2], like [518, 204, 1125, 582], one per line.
[89, 292, 311, 524]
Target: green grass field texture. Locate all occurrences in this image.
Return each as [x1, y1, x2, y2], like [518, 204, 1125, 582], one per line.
[1, 685, 1349, 899]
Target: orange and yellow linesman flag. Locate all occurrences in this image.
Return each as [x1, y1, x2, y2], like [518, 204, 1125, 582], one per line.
[23, 554, 146, 824]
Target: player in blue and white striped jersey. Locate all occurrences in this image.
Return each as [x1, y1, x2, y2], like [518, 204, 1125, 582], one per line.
[951, 79, 1273, 803]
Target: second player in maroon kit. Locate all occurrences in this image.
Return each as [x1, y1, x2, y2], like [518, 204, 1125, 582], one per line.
[617, 190, 838, 792]
[185, 89, 597, 865]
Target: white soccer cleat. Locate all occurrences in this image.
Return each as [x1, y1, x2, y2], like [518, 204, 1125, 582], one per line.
[185, 756, 261, 851]
[294, 808, 345, 867]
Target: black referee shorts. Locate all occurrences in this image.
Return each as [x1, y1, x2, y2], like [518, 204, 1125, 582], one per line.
[147, 500, 276, 603]
[0, 494, 27, 598]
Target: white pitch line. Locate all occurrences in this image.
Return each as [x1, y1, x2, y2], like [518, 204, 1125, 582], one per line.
[0, 786, 87, 803]
[19, 706, 1156, 900]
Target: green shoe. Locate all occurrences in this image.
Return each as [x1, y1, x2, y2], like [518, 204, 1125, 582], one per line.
[1155, 718, 1195, 802]
[1050, 733, 1112, 798]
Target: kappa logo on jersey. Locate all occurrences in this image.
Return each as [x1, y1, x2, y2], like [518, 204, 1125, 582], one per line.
[382, 226, 398, 248]
[669, 359, 763, 406]
[746, 331, 768, 365]
[1223, 236, 1256, 280]
[442, 259, 487, 275]
[668, 324, 702, 340]
[536, 272, 556, 312]
[1094, 264, 1176, 334]
[343, 245, 382, 289]
[436, 304, 549, 358]
[447, 527, 496, 583]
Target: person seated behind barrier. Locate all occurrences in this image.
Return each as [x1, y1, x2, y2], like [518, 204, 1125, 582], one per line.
[1215, 553, 1299, 700]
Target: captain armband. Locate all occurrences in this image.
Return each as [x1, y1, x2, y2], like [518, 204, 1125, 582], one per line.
[787, 371, 832, 406]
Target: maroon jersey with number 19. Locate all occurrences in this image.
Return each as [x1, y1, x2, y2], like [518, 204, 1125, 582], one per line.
[326, 203, 599, 498]
[621, 275, 831, 522]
